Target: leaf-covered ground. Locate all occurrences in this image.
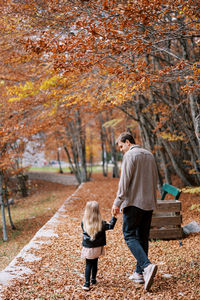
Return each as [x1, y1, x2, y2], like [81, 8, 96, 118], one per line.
[2, 174, 200, 299]
[0, 180, 77, 271]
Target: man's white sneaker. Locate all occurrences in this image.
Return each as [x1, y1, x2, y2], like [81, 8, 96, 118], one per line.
[129, 272, 144, 284]
[143, 264, 158, 291]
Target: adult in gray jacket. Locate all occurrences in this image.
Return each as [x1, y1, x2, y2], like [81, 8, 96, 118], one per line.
[112, 132, 158, 291]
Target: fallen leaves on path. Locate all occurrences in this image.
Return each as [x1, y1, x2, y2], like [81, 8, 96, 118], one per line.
[2, 174, 200, 299]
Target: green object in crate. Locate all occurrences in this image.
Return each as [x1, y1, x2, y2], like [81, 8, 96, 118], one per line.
[159, 183, 181, 200]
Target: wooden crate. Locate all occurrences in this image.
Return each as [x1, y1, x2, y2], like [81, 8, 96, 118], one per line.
[150, 200, 183, 239]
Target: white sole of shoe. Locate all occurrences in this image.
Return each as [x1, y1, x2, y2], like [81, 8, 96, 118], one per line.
[82, 286, 90, 291]
[133, 279, 144, 284]
[129, 275, 144, 284]
[144, 265, 158, 291]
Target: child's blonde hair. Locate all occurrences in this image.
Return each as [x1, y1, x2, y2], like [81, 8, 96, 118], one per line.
[82, 201, 102, 240]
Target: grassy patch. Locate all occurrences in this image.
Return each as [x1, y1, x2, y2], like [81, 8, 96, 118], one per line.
[29, 166, 71, 173]
[29, 164, 113, 174]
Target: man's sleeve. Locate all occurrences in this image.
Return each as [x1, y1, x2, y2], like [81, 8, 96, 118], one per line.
[113, 153, 134, 208]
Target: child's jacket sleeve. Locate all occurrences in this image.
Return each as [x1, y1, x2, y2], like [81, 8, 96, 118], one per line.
[102, 216, 117, 231]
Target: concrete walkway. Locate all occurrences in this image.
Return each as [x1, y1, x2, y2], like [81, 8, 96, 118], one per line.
[27, 172, 79, 186]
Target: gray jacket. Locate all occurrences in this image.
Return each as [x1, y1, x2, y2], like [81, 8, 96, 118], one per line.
[114, 145, 158, 211]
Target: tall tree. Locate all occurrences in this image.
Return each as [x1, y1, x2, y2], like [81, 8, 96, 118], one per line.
[1, 0, 200, 186]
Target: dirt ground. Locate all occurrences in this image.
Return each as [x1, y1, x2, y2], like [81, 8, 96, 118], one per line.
[1, 173, 200, 299]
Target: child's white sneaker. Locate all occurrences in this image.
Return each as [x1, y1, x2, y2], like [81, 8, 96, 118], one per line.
[82, 283, 90, 291]
[129, 272, 144, 284]
[143, 264, 158, 291]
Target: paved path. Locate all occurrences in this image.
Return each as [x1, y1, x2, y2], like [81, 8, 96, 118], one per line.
[27, 172, 79, 186]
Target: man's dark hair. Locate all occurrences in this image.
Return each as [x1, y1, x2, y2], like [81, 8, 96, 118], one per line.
[116, 132, 136, 145]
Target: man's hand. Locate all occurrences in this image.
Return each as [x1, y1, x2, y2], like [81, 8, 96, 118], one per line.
[112, 205, 120, 217]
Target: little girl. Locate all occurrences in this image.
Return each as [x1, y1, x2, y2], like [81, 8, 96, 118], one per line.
[81, 201, 117, 290]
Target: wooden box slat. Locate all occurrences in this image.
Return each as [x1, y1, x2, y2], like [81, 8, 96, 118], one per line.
[155, 200, 181, 212]
[151, 215, 182, 227]
[150, 200, 183, 239]
[150, 228, 183, 239]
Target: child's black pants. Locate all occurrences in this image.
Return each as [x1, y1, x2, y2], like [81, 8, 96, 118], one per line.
[85, 258, 98, 284]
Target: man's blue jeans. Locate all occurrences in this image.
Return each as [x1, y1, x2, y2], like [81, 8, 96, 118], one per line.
[123, 206, 153, 274]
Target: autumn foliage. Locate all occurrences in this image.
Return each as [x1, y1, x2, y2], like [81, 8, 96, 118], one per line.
[0, 0, 200, 185]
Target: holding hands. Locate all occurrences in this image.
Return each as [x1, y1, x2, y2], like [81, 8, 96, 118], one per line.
[112, 205, 120, 217]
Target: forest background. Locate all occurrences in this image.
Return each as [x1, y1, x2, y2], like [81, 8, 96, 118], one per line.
[0, 1, 200, 238]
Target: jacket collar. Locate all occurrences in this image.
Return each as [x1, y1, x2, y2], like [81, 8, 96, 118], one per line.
[129, 144, 140, 151]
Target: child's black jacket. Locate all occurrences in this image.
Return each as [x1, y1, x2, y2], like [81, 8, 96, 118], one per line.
[81, 217, 117, 248]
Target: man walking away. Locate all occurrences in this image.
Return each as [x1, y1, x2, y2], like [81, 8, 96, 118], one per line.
[112, 132, 158, 291]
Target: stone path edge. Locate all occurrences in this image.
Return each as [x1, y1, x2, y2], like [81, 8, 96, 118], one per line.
[0, 183, 84, 299]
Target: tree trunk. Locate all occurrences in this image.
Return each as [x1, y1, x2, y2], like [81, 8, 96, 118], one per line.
[63, 109, 89, 184]
[104, 111, 119, 178]
[111, 129, 119, 178]
[75, 110, 88, 182]
[99, 114, 108, 177]
[0, 173, 8, 241]
[17, 173, 28, 197]
[162, 140, 192, 185]
[87, 132, 93, 179]
[159, 145, 172, 185]
[189, 93, 200, 148]
[4, 181, 16, 230]
[57, 149, 63, 174]
[63, 144, 81, 184]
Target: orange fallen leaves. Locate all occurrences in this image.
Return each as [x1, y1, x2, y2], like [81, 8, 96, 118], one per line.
[1, 174, 200, 299]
